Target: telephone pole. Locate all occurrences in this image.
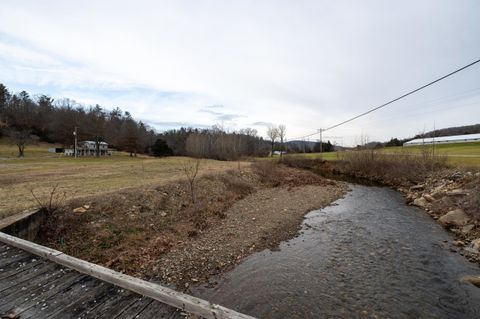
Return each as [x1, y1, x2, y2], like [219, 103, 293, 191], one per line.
[318, 128, 323, 158]
[74, 126, 77, 158]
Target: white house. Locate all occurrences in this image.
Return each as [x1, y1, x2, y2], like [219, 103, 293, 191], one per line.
[65, 141, 110, 156]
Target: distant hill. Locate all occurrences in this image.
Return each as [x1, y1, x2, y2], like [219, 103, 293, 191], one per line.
[415, 123, 480, 139]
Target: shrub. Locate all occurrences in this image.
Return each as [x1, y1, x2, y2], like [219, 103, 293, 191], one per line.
[251, 160, 279, 185]
[219, 171, 254, 196]
[338, 149, 448, 185]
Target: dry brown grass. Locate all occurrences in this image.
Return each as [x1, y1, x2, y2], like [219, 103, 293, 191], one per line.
[0, 155, 247, 218]
[35, 169, 260, 275]
[337, 149, 448, 185]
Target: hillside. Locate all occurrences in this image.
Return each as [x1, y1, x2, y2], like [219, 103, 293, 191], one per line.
[415, 123, 480, 139]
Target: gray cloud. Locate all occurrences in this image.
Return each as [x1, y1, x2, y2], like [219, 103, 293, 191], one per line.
[204, 104, 224, 109]
[199, 109, 245, 122]
[144, 120, 209, 129]
[252, 121, 274, 127]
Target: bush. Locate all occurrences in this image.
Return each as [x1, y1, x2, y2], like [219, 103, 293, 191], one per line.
[251, 160, 279, 185]
[219, 170, 254, 196]
[339, 148, 448, 184]
[151, 139, 173, 157]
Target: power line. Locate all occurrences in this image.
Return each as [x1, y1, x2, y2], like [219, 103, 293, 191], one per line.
[323, 58, 480, 132]
[289, 58, 480, 140]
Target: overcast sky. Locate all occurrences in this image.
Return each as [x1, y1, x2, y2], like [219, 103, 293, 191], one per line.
[1, 0, 479, 145]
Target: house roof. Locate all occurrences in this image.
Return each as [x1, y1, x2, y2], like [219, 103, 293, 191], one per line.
[83, 140, 108, 145]
[404, 133, 480, 146]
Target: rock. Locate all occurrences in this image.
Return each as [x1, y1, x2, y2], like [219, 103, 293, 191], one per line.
[450, 172, 463, 181]
[438, 209, 470, 227]
[410, 184, 425, 191]
[461, 224, 475, 235]
[83, 205, 90, 209]
[446, 189, 468, 196]
[460, 275, 480, 288]
[423, 194, 435, 202]
[453, 240, 465, 247]
[413, 197, 428, 208]
[160, 211, 167, 217]
[469, 238, 480, 253]
[73, 207, 87, 213]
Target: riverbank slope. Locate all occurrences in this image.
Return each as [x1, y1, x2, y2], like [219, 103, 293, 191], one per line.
[33, 162, 346, 289]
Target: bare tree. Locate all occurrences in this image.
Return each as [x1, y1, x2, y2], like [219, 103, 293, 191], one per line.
[266, 126, 279, 157]
[182, 159, 201, 204]
[7, 128, 38, 157]
[278, 124, 286, 157]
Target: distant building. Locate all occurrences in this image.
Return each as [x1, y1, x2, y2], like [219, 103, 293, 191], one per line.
[403, 133, 480, 147]
[64, 141, 110, 156]
[48, 147, 65, 153]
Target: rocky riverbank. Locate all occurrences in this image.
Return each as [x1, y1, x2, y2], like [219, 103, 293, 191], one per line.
[400, 169, 480, 264]
[295, 157, 480, 267]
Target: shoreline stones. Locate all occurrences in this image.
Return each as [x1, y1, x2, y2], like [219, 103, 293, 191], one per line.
[413, 197, 428, 208]
[438, 209, 470, 227]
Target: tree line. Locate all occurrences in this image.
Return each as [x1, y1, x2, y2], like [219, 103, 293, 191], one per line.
[0, 83, 156, 157]
[0, 83, 272, 159]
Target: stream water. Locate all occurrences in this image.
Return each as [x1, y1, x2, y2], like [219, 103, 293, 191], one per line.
[192, 185, 480, 318]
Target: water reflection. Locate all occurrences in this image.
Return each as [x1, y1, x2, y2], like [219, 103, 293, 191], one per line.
[193, 185, 480, 318]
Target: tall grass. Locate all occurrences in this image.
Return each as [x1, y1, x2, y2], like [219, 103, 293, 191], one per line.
[339, 148, 448, 184]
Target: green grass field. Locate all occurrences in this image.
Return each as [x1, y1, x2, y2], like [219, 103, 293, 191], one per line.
[280, 142, 480, 167]
[381, 142, 480, 166]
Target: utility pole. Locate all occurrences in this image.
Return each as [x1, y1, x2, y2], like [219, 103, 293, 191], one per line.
[318, 128, 323, 159]
[432, 120, 436, 158]
[74, 126, 77, 158]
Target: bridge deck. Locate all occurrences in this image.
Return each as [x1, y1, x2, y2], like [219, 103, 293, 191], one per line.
[0, 243, 181, 319]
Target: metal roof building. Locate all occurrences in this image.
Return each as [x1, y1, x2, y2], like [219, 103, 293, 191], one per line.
[403, 133, 480, 146]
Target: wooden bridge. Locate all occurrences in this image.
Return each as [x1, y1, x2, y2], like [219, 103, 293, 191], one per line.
[0, 232, 254, 319]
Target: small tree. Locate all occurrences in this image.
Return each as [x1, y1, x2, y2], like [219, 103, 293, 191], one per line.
[7, 128, 38, 157]
[151, 138, 173, 157]
[266, 126, 279, 157]
[182, 159, 200, 204]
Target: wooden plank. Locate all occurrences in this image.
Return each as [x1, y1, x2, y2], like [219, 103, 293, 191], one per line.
[0, 249, 31, 267]
[0, 209, 38, 230]
[78, 288, 138, 319]
[113, 297, 153, 319]
[0, 243, 11, 253]
[0, 260, 59, 292]
[20, 276, 101, 319]
[0, 256, 43, 280]
[135, 300, 179, 318]
[43, 279, 117, 318]
[1, 272, 85, 315]
[0, 232, 256, 319]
